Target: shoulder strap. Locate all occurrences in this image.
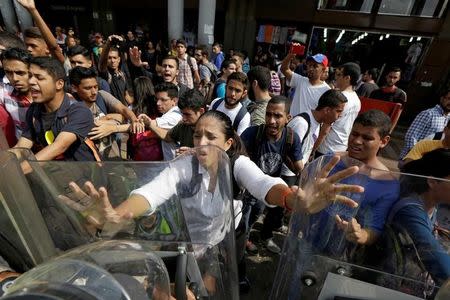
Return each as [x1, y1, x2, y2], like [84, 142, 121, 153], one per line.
[433, 131, 443, 140]
[387, 198, 423, 224]
[211, 98, 224, 111]
[246, 125, 265, 162]
[187, 55, 195, 78]
[96, 91, 109, 115]
[204, 63, 217, 82]
[232, 104, 248, 132]
[297, 112, 311, 142]
[283, 127, 295, 161]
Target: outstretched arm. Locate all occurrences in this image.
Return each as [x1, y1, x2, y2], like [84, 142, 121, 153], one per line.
[17, 0, 65, 63]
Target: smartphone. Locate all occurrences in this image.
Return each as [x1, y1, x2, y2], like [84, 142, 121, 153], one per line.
[290, 43, 305, 56]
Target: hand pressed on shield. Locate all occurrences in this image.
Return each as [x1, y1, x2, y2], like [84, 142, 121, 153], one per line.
[286, 156, 365, 214]
[58, 181, 133, 229]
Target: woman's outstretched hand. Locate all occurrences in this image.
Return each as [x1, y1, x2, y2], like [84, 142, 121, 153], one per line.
[58, 181, 133, 236]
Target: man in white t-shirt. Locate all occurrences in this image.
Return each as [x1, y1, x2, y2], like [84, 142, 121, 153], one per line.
[209, 72, 251, 135]
[141, 82, 182, 160]
[317, 62, 361, 155]
[288, 89, 348, 164]
[281, 53, 330, 116]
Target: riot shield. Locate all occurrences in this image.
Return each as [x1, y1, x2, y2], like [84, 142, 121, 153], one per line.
[0, 146, 238, 299]
[271, 155, 449, 300]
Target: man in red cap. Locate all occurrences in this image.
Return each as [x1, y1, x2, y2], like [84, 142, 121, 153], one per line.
[281, 53, 330, 116]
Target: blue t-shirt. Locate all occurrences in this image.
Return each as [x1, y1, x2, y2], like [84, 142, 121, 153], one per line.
[393, 196, 450, 284]
[309, 160, 400, 255]
[241, 125, 303, 176]
[329, 161, 400, 233]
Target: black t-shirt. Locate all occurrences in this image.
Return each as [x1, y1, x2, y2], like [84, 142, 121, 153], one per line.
[370, 87, 407, 105]
[23, 94, 95, 161]
[241, 126, 303, 176]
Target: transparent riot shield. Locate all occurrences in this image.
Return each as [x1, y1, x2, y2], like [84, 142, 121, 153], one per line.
[271, 155, 448, 300]
[0, 146, 238, 299]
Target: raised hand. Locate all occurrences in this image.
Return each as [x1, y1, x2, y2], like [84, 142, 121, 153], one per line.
[129, 46, 148, 68]
[16, 0, 36, 10]
[293, 156, 364, 214]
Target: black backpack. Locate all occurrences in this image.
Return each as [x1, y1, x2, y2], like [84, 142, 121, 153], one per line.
[353, 199, 435, 292]
[210, 98, 248, 133]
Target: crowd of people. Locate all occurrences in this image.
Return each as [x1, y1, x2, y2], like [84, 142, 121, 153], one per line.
[0, 0, 449, 296]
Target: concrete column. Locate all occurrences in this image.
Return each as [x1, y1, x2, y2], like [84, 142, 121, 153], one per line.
[198, 0, 216, 47]
[13, 0, 33, 32]
[0, 0, 19, 34]
[168, 0, 184, 41]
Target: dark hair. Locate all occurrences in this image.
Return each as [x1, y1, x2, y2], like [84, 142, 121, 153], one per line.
[176, 39, 187, 47]
[402, 148, 450, 195]
[195, 45, 209, 58]
[24, 27, 43, 39]
[0, 32, 26, 50]
[232, 51, 245, 63]
[154, 82, 178, 99]
[133, 76, 157, 116]
[220, 59, 235, 72]
[66, 45, 90, 59]
[440, 89, 450, 98]
[0, 47, 31, 65]
[366, 68, 379, 80]
[247, 66, 271, 91]
[30, 56, 65, 81]
[338, 62, 361, 86]
[316, 89, 348, 110]
[212, 42, 222, 49]
[386, 66, 402, 74]
[354, 109, 391, 138]
[197, 110, 246, 160]
[268, 95, 290, 113]
[226, 72, 248, 89]
[178, 89, 206, 112]
[69, 66, 98, 86]
[162, 55, 179, 70]
[109, 46, 120, 55]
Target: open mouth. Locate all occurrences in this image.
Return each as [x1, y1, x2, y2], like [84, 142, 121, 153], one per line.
[30, 89, 41, 97]
[349, 145, 362, 153]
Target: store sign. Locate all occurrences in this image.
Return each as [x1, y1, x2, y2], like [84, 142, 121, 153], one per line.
[50, 5, 86, 12]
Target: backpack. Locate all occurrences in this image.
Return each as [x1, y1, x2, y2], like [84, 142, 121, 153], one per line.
[433, 131, 444, 140]
[352, 198, 435, 292]
[92, 91, 122, 160]
[203, 62, 218, 83]
[210, 98, 248, 132]
[289, 112, 311, 152]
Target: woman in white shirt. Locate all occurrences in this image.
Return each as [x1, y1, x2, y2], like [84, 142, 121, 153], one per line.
[63, 110, 363, 294]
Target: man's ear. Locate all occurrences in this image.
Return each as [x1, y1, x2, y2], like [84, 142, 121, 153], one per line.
[198, 107, 205, 114]
[55, 79, 65, 91]
[287, 113, 292, 121]
[241, 89, 248, 99]
[379, 135, 391, 149]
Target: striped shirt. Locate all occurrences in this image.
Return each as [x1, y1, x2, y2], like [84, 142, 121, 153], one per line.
[0, 83, 32, 140]
[177, 54, 198, 89]
[400, 105, 450, 158]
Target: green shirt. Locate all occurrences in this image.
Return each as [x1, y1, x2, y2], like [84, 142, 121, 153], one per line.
[248, 99, 269, 126]
[168, 123, 195, 147]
